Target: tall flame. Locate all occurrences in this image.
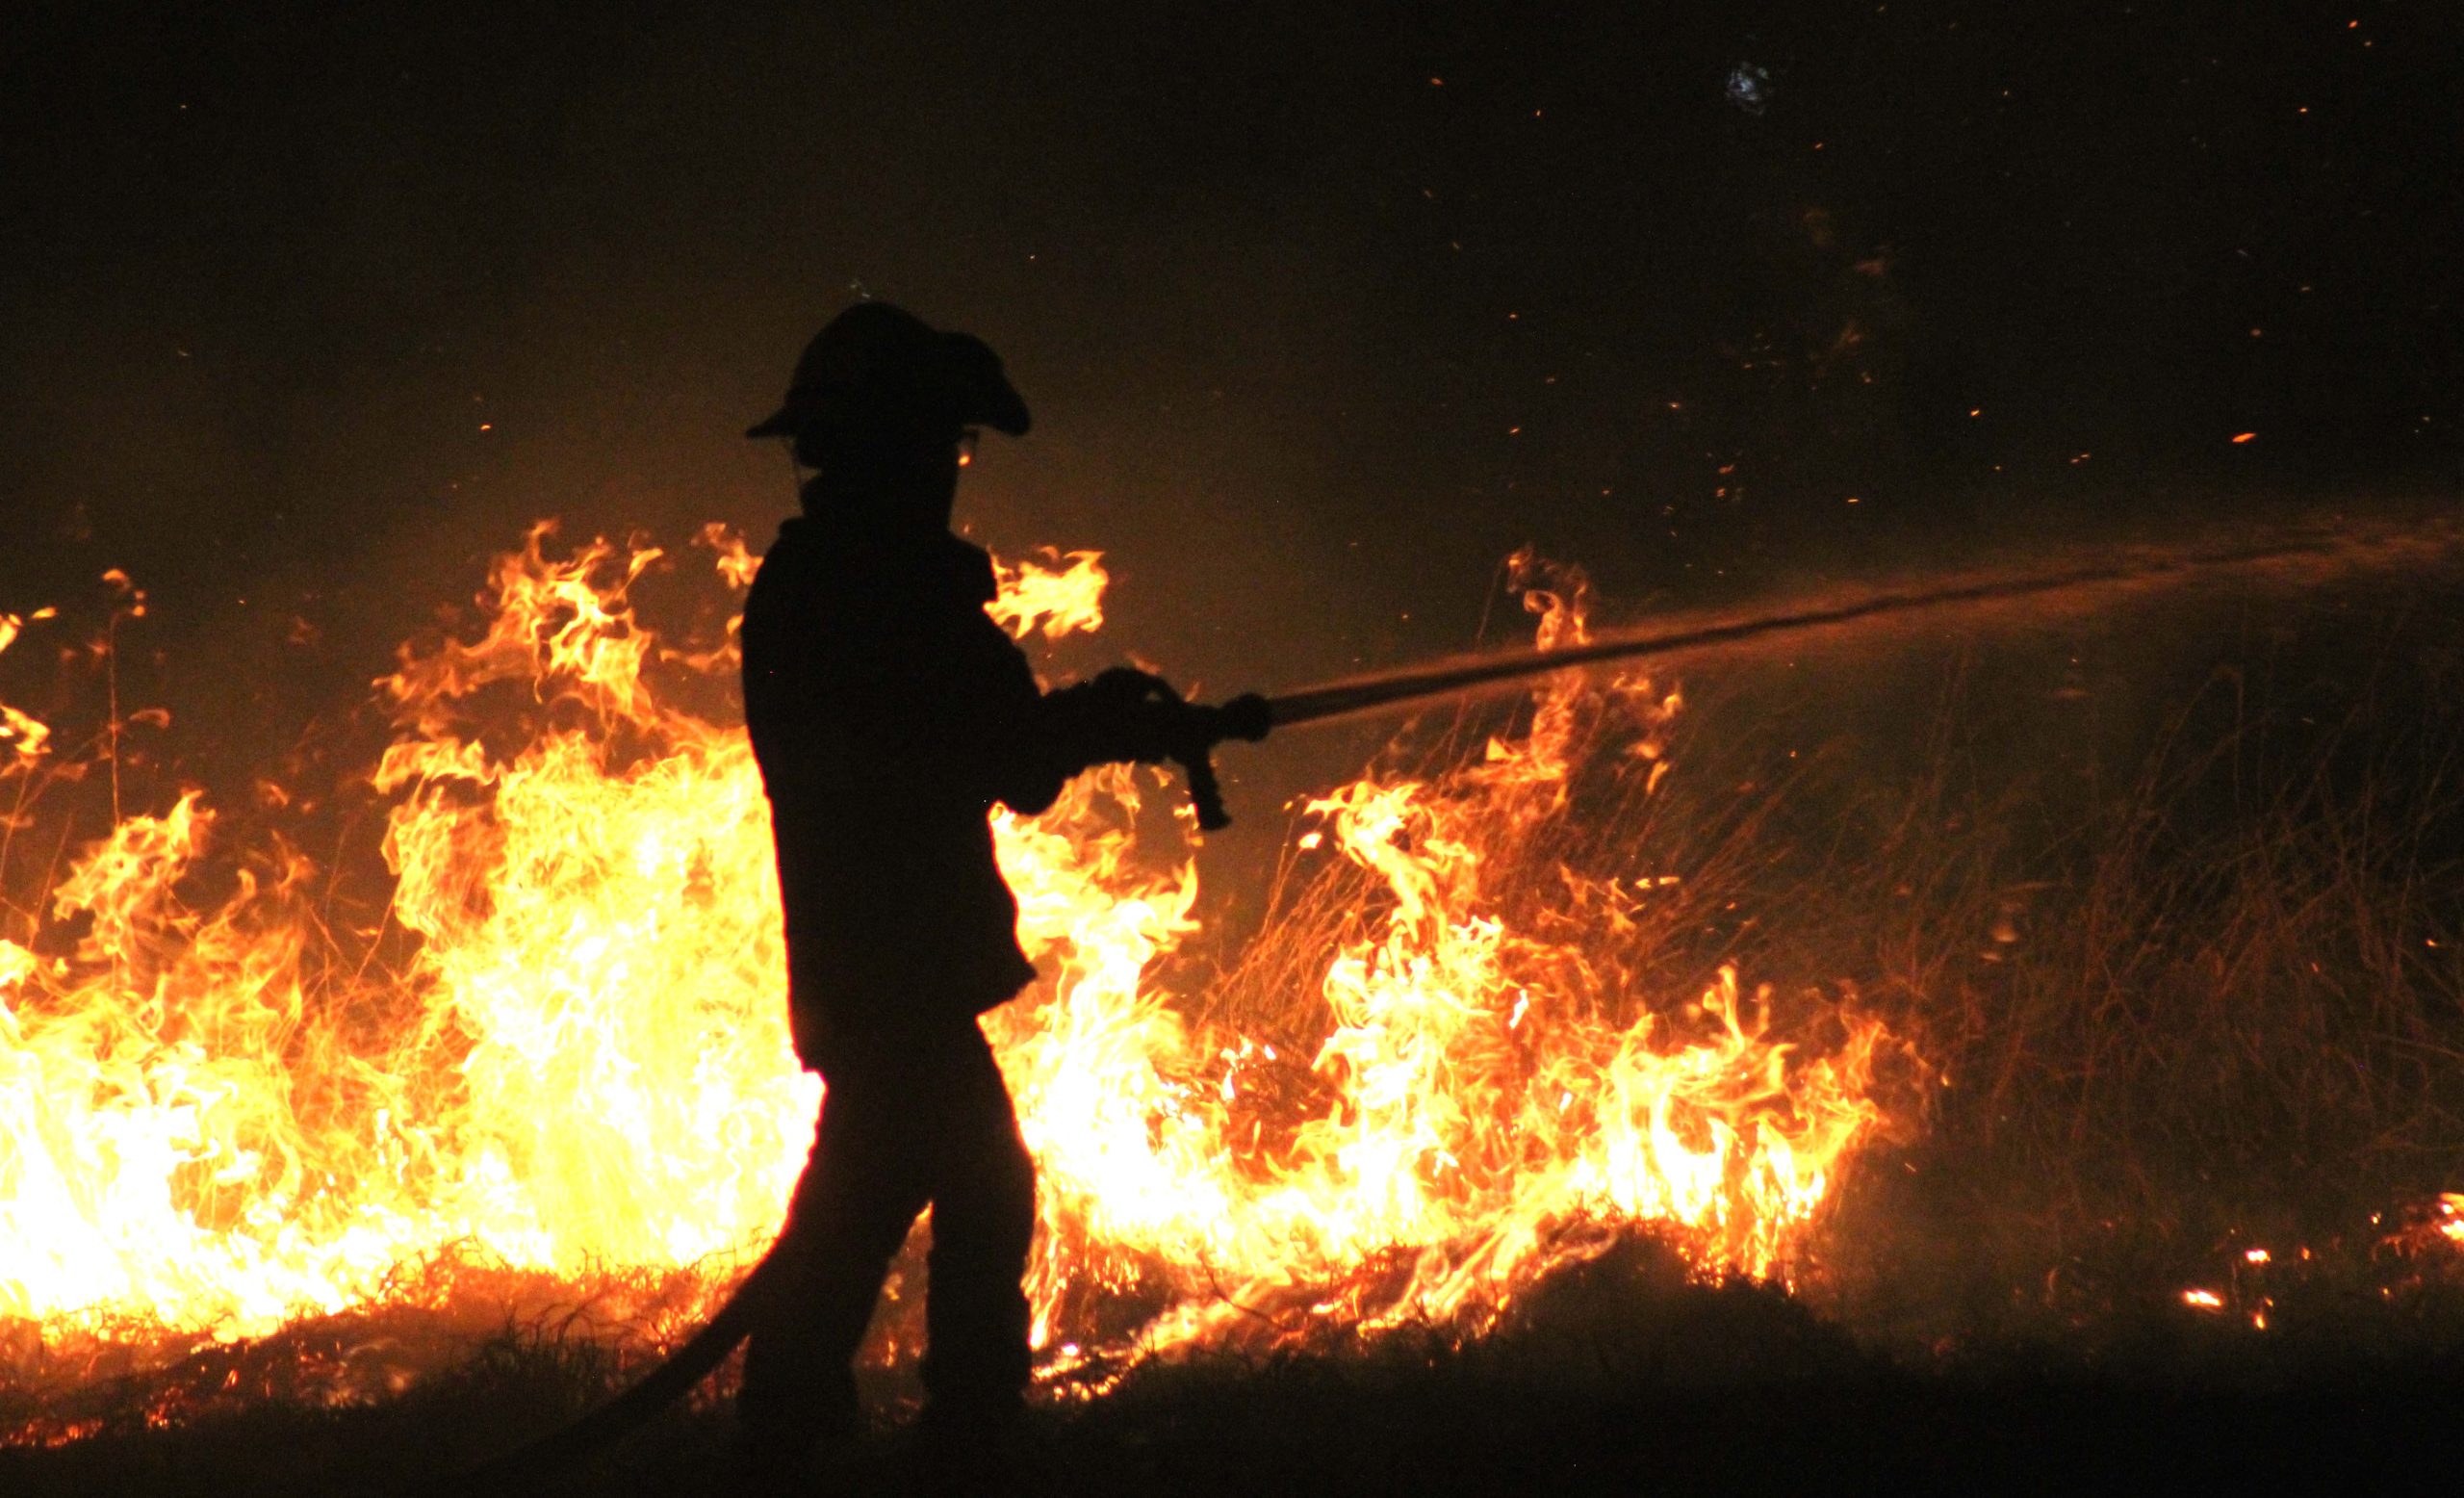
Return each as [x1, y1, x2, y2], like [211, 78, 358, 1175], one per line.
[0, 527, 1892, 1407]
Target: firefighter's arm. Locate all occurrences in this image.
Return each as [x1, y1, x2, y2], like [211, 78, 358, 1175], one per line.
[1026, 667, 1270, 830]
[958, 606, 1267, 824]
[1040, 667, 1180, 766]
[972, 665, 1156, 816]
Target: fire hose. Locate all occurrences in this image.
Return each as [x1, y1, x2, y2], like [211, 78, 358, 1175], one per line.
[456, 522, 2441, 1485]
[1154, 525, 2426, 827]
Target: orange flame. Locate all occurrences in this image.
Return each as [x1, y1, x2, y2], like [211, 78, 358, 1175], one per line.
[0, 527, 1895, 1405]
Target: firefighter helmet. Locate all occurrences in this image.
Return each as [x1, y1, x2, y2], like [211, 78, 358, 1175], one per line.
[745, 301, 1030, 441]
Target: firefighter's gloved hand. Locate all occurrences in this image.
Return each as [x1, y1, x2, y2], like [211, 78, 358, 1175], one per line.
[1043, 668, 1184, 769]
[1087, 666, 1174, 712]
[1196, 693, 1272, 747]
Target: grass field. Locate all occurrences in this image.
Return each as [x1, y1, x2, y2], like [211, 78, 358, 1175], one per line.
[7, 562, 2464, 1494]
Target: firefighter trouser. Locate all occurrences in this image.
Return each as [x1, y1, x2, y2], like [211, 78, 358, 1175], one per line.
[737, 1017, 1037, 1439]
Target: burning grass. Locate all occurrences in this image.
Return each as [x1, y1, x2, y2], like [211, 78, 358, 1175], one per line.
[0, 528, 1896, 1435]
[3, 522, 2463, 1484]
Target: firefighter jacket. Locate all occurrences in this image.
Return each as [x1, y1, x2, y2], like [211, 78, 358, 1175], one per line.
[745, 507, 1157, 1057]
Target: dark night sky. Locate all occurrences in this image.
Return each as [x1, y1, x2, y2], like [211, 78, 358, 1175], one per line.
[2, 3, 2458, 794]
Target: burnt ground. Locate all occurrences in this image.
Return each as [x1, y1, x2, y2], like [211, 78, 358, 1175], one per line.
[7, 1242, 2462, 1498]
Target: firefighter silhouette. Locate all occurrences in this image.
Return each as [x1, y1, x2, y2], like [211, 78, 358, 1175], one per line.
[734, 301, 1242, 1475]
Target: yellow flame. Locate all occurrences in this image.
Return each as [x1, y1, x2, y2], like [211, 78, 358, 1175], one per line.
[0, 616, 48, 764]
[987, 549, 1110, 642]
[0, 525, 1894, 1402]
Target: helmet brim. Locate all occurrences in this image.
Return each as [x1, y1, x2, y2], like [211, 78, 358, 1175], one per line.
[972, 378, 1032, 437]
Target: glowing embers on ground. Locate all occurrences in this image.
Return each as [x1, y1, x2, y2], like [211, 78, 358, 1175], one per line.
[0, 526, 1893, 1409]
